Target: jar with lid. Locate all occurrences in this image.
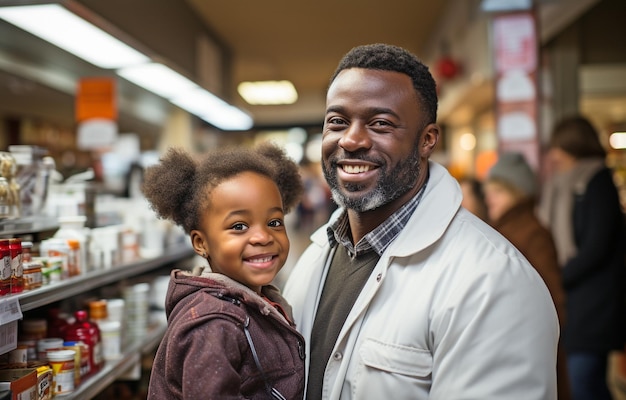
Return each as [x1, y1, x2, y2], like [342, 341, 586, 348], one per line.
[88, 299, 108, 326]
[0, 177, 9, 219]
[21, 241, 42, 291]
[47, 349, 75, 395]
[0, 152, 20, 218]
[19, 318, 47, 361]
[9, 238, 23, 293]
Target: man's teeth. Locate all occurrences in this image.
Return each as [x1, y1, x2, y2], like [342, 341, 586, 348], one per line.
[343, 165, 371, 173]
[249, 256, 272, 263]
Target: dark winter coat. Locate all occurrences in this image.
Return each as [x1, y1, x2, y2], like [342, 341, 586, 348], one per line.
[147, 268, 306, 400]
[564, 168, 626, 353]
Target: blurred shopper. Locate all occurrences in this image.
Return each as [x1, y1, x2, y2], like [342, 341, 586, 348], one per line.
[458, 176, 488, 221]
[538, 115, 626, 400]
[484, 152, 570, 399]
[284, 43, 559, 400]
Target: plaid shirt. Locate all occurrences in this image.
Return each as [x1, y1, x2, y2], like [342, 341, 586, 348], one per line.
[327, 180, 428, 259]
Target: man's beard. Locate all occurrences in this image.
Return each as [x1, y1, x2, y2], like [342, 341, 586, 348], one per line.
[322, 147, 421, 212]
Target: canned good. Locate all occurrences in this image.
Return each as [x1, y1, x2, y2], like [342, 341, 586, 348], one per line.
[37, 337, 63, 362]
[23, 259, 43, 290]
[8, 345, 28, 368]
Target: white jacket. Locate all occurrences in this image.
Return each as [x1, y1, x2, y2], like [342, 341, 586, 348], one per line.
[284, 161, 558, 400]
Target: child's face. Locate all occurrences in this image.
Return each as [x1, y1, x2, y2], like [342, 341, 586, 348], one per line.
[200, 171, 289, 293]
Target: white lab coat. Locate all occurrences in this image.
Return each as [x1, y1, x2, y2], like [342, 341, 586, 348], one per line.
[284, 161, 558, 400]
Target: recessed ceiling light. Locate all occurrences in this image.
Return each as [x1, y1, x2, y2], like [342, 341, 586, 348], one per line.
[237, 80, 298, 105]
[609, 132, 626, 149]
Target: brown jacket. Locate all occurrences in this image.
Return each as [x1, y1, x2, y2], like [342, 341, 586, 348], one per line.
[491, 199, 565, 323]
[148, 269, 305, 400]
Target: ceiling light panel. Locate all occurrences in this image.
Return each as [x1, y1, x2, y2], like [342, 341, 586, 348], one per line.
[0, 4, 149, 69]
[118, 63, 198, 99]
[238, 80, 298, 105]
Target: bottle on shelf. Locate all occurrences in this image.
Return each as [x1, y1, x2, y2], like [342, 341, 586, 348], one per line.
[47, 308, 69, 339]
[64, 310, 103, 377]
[53, 215, 89, 275]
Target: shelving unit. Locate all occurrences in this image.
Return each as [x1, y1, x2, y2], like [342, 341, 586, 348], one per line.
[55, 323, 168, 400]
[0, 216, 59, 236]
[0, 216, 195, 399]
[16, 246, 194, 312]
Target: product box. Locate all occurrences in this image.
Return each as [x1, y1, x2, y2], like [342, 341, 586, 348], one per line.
[35, 365, 51, 400]
[0, 368, 37, 400]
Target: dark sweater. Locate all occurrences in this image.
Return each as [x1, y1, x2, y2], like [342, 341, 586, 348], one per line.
[306, 246, 380, 400]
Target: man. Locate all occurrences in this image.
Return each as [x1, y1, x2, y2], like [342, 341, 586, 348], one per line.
[283, 43, 559, 399]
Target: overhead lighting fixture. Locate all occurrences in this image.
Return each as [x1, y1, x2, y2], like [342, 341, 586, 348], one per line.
[238, 80, 298, 105]
[120, 63, 252, 130]
[118, 63, 198, 99]
[0, 2, 253, 130]
[171, 87, 253, 131]
[0, 4, 149, 69]
[609, 132, 626, 149]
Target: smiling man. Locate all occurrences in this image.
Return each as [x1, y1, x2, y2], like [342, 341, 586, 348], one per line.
[284, 43, 559, 400]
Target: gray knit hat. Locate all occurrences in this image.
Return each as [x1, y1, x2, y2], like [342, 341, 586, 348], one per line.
[487, 152, 537, 197]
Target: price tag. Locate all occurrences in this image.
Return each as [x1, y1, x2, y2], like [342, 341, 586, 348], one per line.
[0, 297, 22, 325]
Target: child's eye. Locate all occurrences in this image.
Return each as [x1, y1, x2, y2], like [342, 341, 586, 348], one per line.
[231, 222, 248, 231]
[268, 219, 284, 228]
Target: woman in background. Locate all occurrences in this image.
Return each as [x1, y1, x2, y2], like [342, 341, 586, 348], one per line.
[458, 176, 488, 222]
[539, 115, 626, 400]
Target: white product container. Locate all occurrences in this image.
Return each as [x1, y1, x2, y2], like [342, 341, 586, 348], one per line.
[53, 215, 90, 274]
[98, 320, 122, 361]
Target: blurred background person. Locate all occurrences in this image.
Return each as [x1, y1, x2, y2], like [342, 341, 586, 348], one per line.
[458, 176, 488, 222]
[484, 152, 569, 400]
[538, 115, 626, 400]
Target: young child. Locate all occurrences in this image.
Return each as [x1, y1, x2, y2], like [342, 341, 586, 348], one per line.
[143, 142, 305, 400]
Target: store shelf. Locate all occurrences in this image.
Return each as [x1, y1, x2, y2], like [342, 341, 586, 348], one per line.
[55, 322, 168, 400]
[0, 215, 192, 399]
[0, 216, 58, 237]
[15, 246, 195, 312]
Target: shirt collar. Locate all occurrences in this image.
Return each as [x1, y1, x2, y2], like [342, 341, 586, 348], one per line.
[327, 179, 428, 258]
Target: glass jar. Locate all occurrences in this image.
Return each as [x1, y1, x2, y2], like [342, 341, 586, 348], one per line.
[0, 177, 10, 219]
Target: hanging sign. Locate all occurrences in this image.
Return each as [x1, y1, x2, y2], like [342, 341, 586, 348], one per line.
[493, 11, 540, 170]
[75, 77, 118, 149]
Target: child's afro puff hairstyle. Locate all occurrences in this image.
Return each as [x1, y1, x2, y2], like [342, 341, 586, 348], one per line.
[142, 141, 304, 233]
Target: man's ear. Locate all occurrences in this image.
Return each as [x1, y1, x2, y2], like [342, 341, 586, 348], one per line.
[421, 123, 440, 156]
[190, 229, 208, 258]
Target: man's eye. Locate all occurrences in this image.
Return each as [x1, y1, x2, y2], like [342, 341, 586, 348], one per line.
[327, 117, 346, 125]
[231, 223, 248, 231]
[371, 120, 392, 127]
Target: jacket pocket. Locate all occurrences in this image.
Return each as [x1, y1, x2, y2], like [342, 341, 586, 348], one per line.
[359, 337, 432, 378]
